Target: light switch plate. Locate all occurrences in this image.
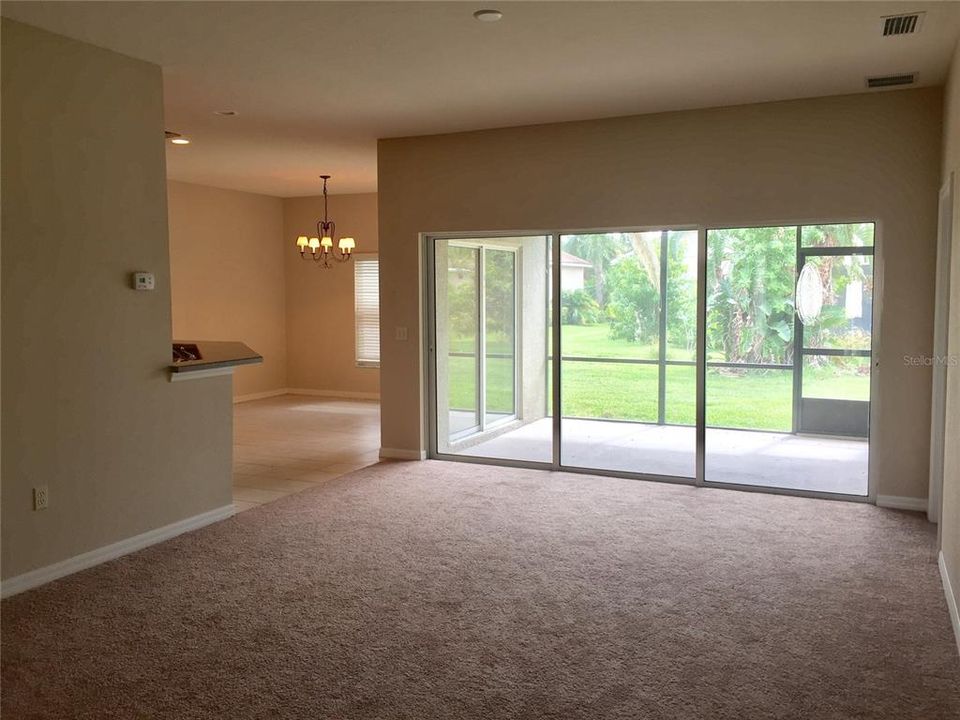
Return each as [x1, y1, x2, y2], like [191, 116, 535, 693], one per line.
[132, 272, 155, 291]
[395, 326, 408, 341]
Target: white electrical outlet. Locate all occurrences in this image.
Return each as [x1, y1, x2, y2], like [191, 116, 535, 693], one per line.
[33, 485, 49, 511]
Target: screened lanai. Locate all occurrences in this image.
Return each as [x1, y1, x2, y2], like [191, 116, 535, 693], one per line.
[428, 224, 874, 498]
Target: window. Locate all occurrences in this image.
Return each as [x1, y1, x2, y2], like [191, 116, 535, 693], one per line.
[354, 257, 380, 367]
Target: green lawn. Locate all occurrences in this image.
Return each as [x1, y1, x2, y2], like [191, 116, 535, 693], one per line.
[447, 355, 515, 416]
[446, 324, 869, 431]
[556, 323, 695, 361]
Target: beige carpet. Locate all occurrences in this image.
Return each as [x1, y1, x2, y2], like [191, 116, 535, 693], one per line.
[3, 461, 958, 718]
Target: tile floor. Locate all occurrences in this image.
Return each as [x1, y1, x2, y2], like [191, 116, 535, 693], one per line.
[452, 417, 869, 496]
[232, 395, 381, 512]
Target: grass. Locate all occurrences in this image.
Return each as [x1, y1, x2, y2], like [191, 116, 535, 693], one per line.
[556, 323, 695, 361]
[446, 324, 869, 431]
[448, 355, 515, 415]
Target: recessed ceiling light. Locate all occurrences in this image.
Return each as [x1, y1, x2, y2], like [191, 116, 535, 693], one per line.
[170, 137, 190, 145]
[473, 9, 502, 22]
[214, 110, 237, 116]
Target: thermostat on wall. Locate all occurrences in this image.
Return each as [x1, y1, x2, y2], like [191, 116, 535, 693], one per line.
[132, 271, 155, 291]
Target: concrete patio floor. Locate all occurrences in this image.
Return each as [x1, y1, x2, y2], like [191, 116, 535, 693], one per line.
[454, 417, 868, 496]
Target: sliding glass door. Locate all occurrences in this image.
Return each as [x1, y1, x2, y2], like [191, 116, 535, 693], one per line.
[704, 223, 873, 496]
[432, 236, 552, 464]
[444, 244, 481, 438]
[558, 231, 697, 478]
[429, 221, 874, 500]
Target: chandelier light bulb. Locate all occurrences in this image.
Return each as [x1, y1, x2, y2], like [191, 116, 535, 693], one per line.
[339, 237, 355, 251]
[308, 237, 320, 250]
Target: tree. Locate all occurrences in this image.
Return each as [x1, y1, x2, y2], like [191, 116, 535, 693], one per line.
[664, 233, 697, 354]
[561, 290, 602, 325]
[606, 254, 659, 343]
[563, 234, 627, 307]
[706, 227, 795, 364]
[629, 233, 660, 293]
[445, 247, 478, 352]
[483, 248, 515, 352]
[801, 223, 873, 249]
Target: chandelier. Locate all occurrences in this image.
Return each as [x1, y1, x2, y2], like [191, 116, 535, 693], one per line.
[295, 175, 355, 267]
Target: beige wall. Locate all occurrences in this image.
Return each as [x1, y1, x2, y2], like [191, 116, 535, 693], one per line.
[167, 181, 286, 397]
[939, 38, 960, 637]
[379, 88, 943, 498]
[283, 193, 380, 396]
[1, 20, 233, 580]
[167, 185, 380, 399]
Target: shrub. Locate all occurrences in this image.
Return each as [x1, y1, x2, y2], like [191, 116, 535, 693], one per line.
[561, 289, 602, 326]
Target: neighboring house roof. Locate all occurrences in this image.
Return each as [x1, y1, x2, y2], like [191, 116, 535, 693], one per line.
[560, 251, 592, 268]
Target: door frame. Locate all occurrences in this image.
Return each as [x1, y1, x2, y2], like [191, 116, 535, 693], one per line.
[428, 235, 528, 454]
[447, 240, 522, 436]
[795, 242, 875, 437]
[930, 174, 954, 523]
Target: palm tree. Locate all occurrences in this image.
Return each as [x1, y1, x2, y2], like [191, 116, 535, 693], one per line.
[628, 233, 661, 294]
[565, 234, 623, 307]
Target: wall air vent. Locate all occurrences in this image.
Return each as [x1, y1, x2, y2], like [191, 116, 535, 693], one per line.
[881, 13, 924, 36]
[865, 73, 917, 89]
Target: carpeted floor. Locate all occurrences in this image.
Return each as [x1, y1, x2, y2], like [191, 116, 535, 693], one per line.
[3, 461, 958, 719]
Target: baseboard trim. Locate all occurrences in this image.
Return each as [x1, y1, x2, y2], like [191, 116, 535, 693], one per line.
[233, 389, 287, 404]
[233, 389, 380, 403]
[380, 447, 427, 460]
[876, 495, 928, 512]
[939, 551, 960, 659]
[0, 504, 235, 599]
[287, 388, 380, 401]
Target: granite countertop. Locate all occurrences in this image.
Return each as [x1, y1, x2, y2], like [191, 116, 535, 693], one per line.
[170, 340, 262, 373]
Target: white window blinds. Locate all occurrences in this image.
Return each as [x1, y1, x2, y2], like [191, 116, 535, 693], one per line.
[354, 257, 380, 367]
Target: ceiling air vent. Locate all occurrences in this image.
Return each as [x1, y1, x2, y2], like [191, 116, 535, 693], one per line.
[866, 73, 917, 89]
[881, 13, 924, 36]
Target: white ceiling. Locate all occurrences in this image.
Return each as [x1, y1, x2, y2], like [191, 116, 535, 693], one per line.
[3, 1, 959, 197]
